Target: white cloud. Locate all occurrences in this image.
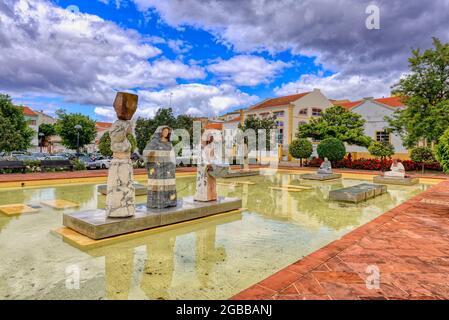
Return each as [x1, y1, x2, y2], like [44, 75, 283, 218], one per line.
[132, 0, 449, 81]
[0, 0, 204, 107]
[207, 55, 289, 86]
[275, 73, 399, 100]
[167, 39, 192, 54]
[93, 83, 258, 119]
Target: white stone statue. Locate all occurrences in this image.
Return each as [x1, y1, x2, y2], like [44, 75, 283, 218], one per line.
[317, 157, 333, 175]
[384, 159, 405, 178]
[105, 92, 138, 218]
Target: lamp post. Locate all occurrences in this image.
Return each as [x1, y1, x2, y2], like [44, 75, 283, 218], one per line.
[74, 124, 82, 155]
[38, 132, 45, 153]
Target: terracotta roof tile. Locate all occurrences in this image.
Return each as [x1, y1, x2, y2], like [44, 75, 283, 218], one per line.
[249, 92, 310, 111]
[374, 96, 405, 107]
[205, 123, 223, 130]
[96, 121, 112, 128]
[19, 106, 38, 116]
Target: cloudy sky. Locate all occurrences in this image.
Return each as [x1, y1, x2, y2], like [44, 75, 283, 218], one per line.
[1, 0, 448, 121]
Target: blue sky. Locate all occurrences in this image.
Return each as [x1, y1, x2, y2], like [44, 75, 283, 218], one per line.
[1, 0, 448, 121]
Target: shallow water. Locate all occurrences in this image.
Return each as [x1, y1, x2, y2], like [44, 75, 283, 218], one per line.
[0, 172, 427, 299]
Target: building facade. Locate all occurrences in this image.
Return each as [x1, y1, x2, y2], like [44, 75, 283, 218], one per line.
[223, 89, 333, 160]
[338, 97, 409, 159]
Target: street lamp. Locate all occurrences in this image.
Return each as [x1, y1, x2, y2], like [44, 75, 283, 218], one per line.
[38, 132, 45, 153]
[74, 124, 82, 155]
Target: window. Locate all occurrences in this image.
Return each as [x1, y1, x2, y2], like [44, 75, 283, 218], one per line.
[260, 112, 269, 118]
[276, 121, 284, 127]
[273, 111, 284, 118]
[299, 108, 308, 115]
[27, 120, 36, 126]
[312, 108, 322, 116]
[376, 130, 390, 143]
[277, 128, 284, 144]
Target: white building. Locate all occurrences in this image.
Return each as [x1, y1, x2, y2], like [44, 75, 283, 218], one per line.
[223, 89, 333, 160]
[337, 97, 409, 159]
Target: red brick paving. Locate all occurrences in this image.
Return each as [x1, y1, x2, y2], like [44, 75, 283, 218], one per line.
[231, 180, 449, 300]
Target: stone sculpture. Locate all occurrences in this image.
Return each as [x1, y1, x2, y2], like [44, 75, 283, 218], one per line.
[105, 92, 138, 218]
[317, 157, 333, 175]
[384, 159, 406, 178]
[195, 136, 218, 202]
[143, 126, 177, 209]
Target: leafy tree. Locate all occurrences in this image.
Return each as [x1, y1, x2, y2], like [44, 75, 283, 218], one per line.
[387, 38, 449, 148]
[317, 138, 346, 163]
[54, 110, 96, 151]
[296, 106, 372, 147]
[0, 94, 34, 152]
[98, 131, 137, 157]
[134, 108, 193, 154]
[410, 146, 435, 173]
[368, 141, 395, 172]
[435, 128, 449, 173]
[289, 138, 313, 166]
[38, 123, 56, 148]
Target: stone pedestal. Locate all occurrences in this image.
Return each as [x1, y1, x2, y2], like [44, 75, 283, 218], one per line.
[328, 183, 387, 203]
[64, 196, 242, 240]
[373, 176, 419, 186]
[105, 158, 135, 217]
[301, 173, 342, 181]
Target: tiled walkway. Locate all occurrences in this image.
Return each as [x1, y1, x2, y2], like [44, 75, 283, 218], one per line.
[232, 180, 449, 300]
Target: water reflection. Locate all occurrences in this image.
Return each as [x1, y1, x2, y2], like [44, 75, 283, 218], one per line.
[0, 173, 428, 299]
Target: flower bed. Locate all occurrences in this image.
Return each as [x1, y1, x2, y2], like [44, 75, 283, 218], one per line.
[305, 158, 442, 171]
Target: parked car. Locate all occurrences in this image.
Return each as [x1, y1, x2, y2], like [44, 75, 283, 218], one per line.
[78, 155, 100, 170]
[11, 151, 27, 157]
[95, 156, 111, 169]
[44, 155, 68, 160]
[14, 154, 36, 161]
[54, 153, 75, 160]
[30, 152, 48, 160]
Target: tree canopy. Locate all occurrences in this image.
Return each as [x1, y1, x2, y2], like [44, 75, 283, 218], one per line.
[135, 108, 194, 154]
[296, 106, 372, 147]
[387, 38, 449, 148]
[0, 94, 34, 152]
[54, 110, 96, 151]
[317, 138, 346, 162]
[38, 123, 56, 140]
[289, 138, 313, 166]
[436, 128, 449, 173]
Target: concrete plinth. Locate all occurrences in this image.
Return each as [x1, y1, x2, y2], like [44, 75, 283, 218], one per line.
[301, 173, 342, 181]
[329, 183, 387, 203]
[373, 176, 419, 186]
[63, 196, 242, 240]
[98, 183, 147, 196]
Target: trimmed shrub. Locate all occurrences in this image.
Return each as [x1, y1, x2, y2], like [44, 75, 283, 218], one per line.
[289, 138, 313, 166]
[317, 138, 346, 162]
[72, 159, 86, 171]
[410, 146, 435, 173]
